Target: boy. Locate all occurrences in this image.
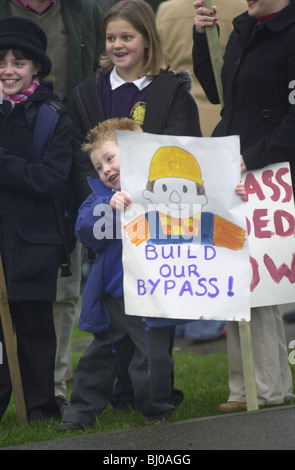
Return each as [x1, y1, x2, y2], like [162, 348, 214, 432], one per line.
[58, 118, 176, 431]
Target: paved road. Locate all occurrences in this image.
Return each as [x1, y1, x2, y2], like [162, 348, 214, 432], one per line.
[3, 405, 295, 450]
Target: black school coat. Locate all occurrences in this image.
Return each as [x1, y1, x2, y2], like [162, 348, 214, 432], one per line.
[0, 82, 72, 301]
[193, 3, 295, 187]
[69, 67, 202, 211]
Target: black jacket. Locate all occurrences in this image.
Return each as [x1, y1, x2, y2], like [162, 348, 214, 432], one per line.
[70, 67, 202, 211]
[192, 3, 295, 186]
[0, 83, 72, 301]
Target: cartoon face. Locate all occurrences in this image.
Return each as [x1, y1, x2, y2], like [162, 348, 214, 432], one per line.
[143, 177, 208, 217]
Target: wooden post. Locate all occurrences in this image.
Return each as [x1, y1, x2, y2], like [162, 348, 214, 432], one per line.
[238, 320, 258, 411]
[203, 0, 224, 107]
[202, 0, 258, 411]
[0, 254, 27, 425]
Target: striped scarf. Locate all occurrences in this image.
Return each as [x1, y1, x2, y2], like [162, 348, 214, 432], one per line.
[0, 77, 40, 106]
[158, 212, 201, 237]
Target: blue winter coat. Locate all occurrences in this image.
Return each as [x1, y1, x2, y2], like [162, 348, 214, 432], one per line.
[76, 177, 187, 333]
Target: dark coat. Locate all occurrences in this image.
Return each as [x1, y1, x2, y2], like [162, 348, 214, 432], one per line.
[70, 67, 202, 211]
[0, 83, 72, 301]
[192, 3, 295, 187]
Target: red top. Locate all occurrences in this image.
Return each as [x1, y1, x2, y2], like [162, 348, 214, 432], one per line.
[256, 12, 277, 25]
[14, 0, 56, 15]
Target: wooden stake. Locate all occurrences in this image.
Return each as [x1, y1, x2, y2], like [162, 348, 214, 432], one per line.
[238, 320, 258, 411]
[202, 0, 258, 411]
[203, 0, 224, 107]
[0, 254, 27, 425]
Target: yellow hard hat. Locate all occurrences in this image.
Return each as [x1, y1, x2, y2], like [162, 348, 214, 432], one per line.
[148, 146, 203, 184]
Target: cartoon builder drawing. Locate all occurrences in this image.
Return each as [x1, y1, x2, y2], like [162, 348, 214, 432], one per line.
[124, 146, 246, 250]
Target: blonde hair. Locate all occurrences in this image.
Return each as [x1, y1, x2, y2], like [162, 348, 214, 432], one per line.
[82, 117, 142, 155]
[100, 0, 169, 77]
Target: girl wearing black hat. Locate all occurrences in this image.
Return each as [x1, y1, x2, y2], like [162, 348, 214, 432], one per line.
[0, 16, 72, 422]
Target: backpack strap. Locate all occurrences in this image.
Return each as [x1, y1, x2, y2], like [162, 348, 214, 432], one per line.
[33, 99, 64, 161]
[33, 100, 72, 277]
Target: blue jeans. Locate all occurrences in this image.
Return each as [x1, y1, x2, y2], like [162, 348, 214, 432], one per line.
[176, 320, 226, 341]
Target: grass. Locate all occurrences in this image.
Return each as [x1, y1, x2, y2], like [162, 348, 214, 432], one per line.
[0, 324, 294, 448]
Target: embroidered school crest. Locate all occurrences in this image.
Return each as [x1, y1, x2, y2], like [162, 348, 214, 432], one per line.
[130, 101, 146, 126]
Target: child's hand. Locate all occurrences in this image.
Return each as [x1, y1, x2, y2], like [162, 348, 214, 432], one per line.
[110, 191, 131, 211]
[235, 182, 246, 202]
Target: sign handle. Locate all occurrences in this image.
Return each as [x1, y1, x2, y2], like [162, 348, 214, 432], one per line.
[203, 0, 224, 107]
[0, 254, 27, 425]
[238, 320, 258, 411]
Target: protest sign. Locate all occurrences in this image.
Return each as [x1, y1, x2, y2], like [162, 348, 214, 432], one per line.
[118, 132, 251, 322]
[243, 162, 295, 308]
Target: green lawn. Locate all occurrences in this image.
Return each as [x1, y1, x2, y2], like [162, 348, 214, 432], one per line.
[0, 324, 294, 448]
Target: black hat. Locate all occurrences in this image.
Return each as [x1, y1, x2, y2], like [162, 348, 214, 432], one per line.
[0, 16, 52, 76]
